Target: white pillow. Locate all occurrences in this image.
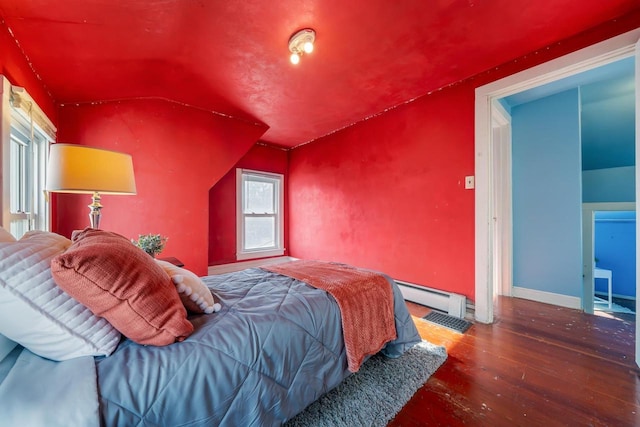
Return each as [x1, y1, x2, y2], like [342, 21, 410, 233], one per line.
[0, 230, 121, 361]
[0, 226, 16, 243]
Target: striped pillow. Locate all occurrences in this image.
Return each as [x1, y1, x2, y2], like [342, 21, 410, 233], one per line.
[0, 231, 121, 360]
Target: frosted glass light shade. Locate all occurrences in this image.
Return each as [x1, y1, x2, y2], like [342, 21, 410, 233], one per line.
[303, 41, 313, 54]
[46, 144, 137, 195]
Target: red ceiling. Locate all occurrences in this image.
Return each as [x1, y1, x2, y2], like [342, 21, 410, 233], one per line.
[0, 0, 637, 147]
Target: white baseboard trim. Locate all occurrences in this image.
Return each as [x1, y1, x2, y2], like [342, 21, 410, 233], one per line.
[395, 280, 467, 318]
[208, 256, 296, 275]
[512, 286, 582, 310]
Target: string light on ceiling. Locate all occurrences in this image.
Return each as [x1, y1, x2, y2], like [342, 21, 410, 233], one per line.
[288, 28, 315, 65]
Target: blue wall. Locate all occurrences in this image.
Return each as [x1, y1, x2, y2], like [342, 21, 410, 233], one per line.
[583, 166, 635, 202]
[594, 211, 636, 298]
[512, 89, 583, 297]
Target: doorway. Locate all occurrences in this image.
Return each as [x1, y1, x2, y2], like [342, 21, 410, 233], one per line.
[495, 56, 635, 312]
[583, 203, 636, 316]
[474, 28, 640, 364]
[594, 210, 636, 319]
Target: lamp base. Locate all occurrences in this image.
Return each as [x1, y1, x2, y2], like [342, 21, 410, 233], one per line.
[88, 191, 102, 229]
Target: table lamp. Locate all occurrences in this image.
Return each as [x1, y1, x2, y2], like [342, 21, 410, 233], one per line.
[46, 143, 137, 229]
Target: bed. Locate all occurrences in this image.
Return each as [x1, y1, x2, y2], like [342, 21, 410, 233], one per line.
[0, 228, 421, 427]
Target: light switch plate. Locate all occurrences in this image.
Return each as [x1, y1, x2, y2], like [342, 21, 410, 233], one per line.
[465, 176, 475, 189]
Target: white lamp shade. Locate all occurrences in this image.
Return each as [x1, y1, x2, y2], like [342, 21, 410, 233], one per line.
[46, 144, 137, 195]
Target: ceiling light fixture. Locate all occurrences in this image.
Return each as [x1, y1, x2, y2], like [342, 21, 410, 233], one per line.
[288, 28, 315, 65]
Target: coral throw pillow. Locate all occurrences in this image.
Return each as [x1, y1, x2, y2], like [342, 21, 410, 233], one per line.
[51, 228, 193, 346]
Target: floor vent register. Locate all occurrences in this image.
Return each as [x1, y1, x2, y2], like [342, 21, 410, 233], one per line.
[422, 311, 472, 334]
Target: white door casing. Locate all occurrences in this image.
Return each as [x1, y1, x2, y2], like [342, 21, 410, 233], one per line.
[634, 35, 639, 367]
[491, 101, 512, 298]
[474, 29, 640, 326]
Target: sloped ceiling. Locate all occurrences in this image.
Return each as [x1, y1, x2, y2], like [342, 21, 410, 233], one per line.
[503, 57, 635, 171]
[0, 0, 638, 147]
[581, 65, 635, 170]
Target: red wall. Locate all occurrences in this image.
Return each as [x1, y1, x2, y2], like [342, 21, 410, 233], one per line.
[287, 14, 640, 301]
[208, 143, 288, 265]
[289, 83, 475, 297]
[55, 99, 267, 275]
[0, 20, 56, 128]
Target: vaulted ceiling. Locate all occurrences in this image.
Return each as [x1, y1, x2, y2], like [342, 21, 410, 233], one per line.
[0, 1, 638, 147]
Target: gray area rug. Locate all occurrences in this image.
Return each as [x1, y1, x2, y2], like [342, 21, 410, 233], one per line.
[285, 341, 447, 427]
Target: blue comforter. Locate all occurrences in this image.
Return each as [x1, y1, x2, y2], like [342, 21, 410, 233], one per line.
[97, 267, 420, 426]
[0, 267, 419, 427]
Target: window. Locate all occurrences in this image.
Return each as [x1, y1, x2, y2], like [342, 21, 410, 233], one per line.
[1, 77, 56, 238]
[236, 169, 284, 260]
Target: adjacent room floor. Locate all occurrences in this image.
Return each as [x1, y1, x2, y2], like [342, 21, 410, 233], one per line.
[594, 295, 635, 323]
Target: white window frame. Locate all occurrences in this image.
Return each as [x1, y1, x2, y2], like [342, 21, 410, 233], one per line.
[1, 76, 56, 237]
[236, 168, 284, 260]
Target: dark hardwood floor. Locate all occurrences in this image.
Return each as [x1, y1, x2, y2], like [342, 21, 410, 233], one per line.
[390, 297, 640, 426]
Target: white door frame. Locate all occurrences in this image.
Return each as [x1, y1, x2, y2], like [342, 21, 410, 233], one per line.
[474, 28, 640, 325]
[635, 34, 640, 367]
[491, 101, 512, 298]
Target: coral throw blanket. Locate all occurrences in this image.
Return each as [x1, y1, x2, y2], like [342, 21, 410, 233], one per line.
[262, 260, 397, 372]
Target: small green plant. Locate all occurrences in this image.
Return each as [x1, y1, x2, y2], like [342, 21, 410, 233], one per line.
[132, 234, 168, 258]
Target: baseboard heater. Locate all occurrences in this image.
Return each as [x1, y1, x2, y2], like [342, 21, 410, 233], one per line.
[395, 280, 467, 319]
